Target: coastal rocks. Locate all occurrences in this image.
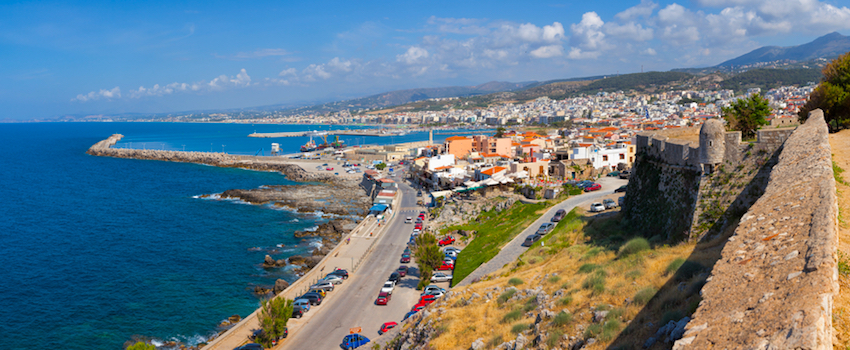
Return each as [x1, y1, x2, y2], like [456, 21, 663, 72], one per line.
[221, 183, 370, 216]
[253, 286, 271, 295]
[295, 219, 354, 241]
[263, 255, 286, 268]
[273, 279, 290, 294]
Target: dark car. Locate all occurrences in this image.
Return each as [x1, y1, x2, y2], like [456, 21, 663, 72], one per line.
[251, 328, 288, 342]
[614, 185, 627, 193]
[400, 254, 411, 263]
[388, 272, 400, 284]
[521, 234, 542, 247]
[551, 209, 566, 222]
[298, 292, 323, 305]
[329, 269, 349, 279]
[397, 265, 409, 277]
[235, 344, 264, 350]
[291, 306, 304, 318]
[341, 334, 370, 349]
[402, 310, 417, 321]
[619, 170, 631, 179]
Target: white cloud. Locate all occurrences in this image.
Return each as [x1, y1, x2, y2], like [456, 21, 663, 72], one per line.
[616, 0, 658, 20]
[73, 86, 121, 102]
[567, 47, 601, 59]
[530, 45, 564, 58]
[279, 68, 297, 77]
[397, 47, 430, 64]
[570, 12, 606, 50]
[604, 21, 654, 41]
[642, 48, 657, 55]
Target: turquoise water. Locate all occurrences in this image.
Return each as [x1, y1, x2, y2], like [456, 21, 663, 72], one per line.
[0, 122, 445, 349]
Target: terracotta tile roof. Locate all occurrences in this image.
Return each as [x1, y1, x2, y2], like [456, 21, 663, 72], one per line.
[480, 166, 506, 176]
[434, 165, 453, 170]
[445, 136, 469, 141]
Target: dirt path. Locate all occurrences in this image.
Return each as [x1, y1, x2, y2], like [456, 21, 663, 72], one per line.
[828, 130, 850, 348]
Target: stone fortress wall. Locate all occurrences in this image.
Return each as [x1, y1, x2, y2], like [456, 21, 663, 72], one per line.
[675, 109, 838, 349]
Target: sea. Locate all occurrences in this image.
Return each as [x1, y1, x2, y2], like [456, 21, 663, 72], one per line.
[0, 122, 461, 350]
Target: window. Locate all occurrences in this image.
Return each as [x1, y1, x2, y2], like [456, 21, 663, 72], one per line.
[603, 155, 608, 161]
[709, 141, 713, 147]
[619, 153, 625, 159]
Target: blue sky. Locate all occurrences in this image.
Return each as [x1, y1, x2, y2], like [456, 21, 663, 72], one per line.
[2, 0, 850, 120]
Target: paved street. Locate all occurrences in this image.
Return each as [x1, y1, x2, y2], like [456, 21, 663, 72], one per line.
[455, 177, 627, 287]
[281, 179, 429, 350]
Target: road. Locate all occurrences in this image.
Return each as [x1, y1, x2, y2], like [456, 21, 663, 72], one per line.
[455, 176, 628, 287]
[281, 175, 433, 350]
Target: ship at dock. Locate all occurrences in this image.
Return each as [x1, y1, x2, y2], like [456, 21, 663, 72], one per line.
[301, 135, 344, 152]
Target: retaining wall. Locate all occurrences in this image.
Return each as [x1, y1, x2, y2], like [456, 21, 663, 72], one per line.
[675, 109, 838, 349]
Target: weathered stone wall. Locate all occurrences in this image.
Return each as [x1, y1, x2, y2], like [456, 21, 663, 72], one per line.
[675, 110, 838, 349]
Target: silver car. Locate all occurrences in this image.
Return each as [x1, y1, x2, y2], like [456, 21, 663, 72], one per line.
[321, 274, 344, 285]
[590, 202, 605, 212]
[430, 272, 453, 283]
[603, 198, 618, 209]
[310, 281, 335, 292]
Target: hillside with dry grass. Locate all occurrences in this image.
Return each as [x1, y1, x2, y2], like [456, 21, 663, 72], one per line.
[382, 207, 739, 350]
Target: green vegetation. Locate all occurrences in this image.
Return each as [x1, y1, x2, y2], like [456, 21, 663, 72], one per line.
[580, 71, 693, 94]
[547, 275, 561, 283]
[719, 68, 822, 92]
[578, 263, 600, 273]
[510, 322, 529, 333]
[495, 126, 506, 138]
[257, 297, 293, 348]
[502, 310, 523, 323]
[673, 261, 705, 282]
[547, 330, 564, 348]
[553, 311, 574, 327]
[582, 270, 607, 295]
[127, 342, 155, 350]
[584, 320, 622, 341]
[617, 238, 650, 258]
[799, 52, 850, 131]
[835, 161, 849, 186]
[839, 251, 850, 276]
[507, 277, 524, 286]
[559, 295, 573, 306]
[375, 162, 387, 170]
[723, 93, 771, 139]
[497, 289, 517, 305]
[633, 287, 658, 305]
[665, 258, 686, 275]
[446, 200, 554, 286]
[413, 232, 443, 290]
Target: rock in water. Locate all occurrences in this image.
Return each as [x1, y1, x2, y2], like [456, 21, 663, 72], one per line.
[273, 279, 290, 294]
[263, 255, 276, 268]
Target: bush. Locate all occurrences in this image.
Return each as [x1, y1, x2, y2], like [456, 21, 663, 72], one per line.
[511, 323, 529, 333]
[665, 258, 686, 275]
[582, 271, 607, 295]
[127, 342, 155, 350]
[607, 308, 625, 321]
[553, 311, 573, 327]
[578, 263, 599, 273]
[618, 238, 650, 258]
[547, 275, 562, 283]
[547, 330, 564, 348]
[257, 297, 294, 348]
[674, 261, 705, 281]
[662, 310, 684, 325]
[559, 296, 573, 306]
[583, 324, 603, 339]
[581, 247, 601, 260]
[497, 289, 517, 305]
[502, 310, 523, 323]
[625, 269, 643, 280]
[600, 320, 622, 341]
[633, 287, 657, 305]
[508, 277, 524, 286]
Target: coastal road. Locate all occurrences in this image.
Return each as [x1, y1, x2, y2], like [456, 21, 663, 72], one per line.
[455, 176, 628, 287]
[281, 178, 426, 350]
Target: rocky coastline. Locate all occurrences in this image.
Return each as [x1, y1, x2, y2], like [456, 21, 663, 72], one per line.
[87, 134, 369, 349]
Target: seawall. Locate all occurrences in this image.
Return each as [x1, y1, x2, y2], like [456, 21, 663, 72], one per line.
[675, 109, 838, 349]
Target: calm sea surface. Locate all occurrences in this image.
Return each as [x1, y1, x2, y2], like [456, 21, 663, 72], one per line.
[0, 122, 450, 349]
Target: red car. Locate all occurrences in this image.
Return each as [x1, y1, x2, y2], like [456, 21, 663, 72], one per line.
[584, 183, 602, 192]
[379, 322, 398, 335]
[326, 167, 334, 171]
[376, 292, 391, 305]
[411, 303, 426, 312]
[397, 265, 408, 277]
[438, 236, 455, 246]
[400, 254, 411, 263]
[437, 262, 454, 271]
[418, 294, 437, 305]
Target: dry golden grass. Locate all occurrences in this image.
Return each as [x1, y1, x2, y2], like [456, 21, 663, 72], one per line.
[421, 211, 723, 349]
[829, 130, 850, 349]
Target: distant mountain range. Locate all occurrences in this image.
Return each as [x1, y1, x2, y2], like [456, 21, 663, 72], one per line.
[717, 32, 850, 67]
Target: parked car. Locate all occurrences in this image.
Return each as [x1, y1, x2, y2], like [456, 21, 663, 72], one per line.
[326, 167, 334, 171]
[411, 304, 426, 312]
[388, 272, 400, 284]
[251, 327, 288, 342]
[438, 236, 455, 246]
[584, 183, 602, 192]
[444, 250, 458, 258]
[402, 310, 418, 321]
[419, 294, 438, 305]
[308, 288, 327, 298]
[379, 322, 398, 335]
[397, 265, 409, 277]
[298, 292, 323, 305]
[590, 202, 605, 212]
[423, 289, 445, 298]
[618, 196, 625, 206]
[537, 222, 555, 235]
[607, 170, 620, 177]
[341, 333, 370, 349]
[381, 281, 395, 294]
[443, 247, 461, 254]
[400, 253, 411, 263]
[603, 198, 618, 209]
[551, 209, 566, 222]
[321, 274, 344, 285]
[431, 272, 453, 283]
[521, 234, 542, 247]
[437, 262, 454, 271]
[235, 343, 264, 350]
[311, 281, 335, 292]
[376, 291, 392, 305]
[293, 299, 312, 311]
[291, 306, 304, 318]
[328, 269, 349, 280]
[422, 285, 446, 296]
[404, 217, 413, 224]
[614, 185, 627, 193]
[619, 170, 631, 179]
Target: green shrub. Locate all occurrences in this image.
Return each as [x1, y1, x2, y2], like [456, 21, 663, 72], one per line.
[582, 271, 607, 295]
[618, 238, 650, 258]
[522, 297, 537, 312]
[665, 258, 686, 275]
[127, 342, 155, 350]
[578, 263, 599, 273]
[510, 323, 529, 334]
[662, 310, 684, 325]
[547, 330, 564, 348]
[581, 247, 602, 260]
[547, 275, 562, 283]
[607, 308, 625, 321]
[599, 320, 622, 341]
[488, 334, 504, 348]
[502, 310, 523, 323]
[625, 269, 643, 280]
[552, 311, 573, 327]
[559, 296, 573, 306]
[674, 261, 705, 281]
[633, 287, 657, 305]
[584, 324, 603, 338]
[508, 277, 524, 286]
[497, 289, 517, 305]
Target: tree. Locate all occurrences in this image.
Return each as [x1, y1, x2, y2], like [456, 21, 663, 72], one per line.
[413, 233, 443, 270]
[375, 162, 387, 170]
[494, 127, 506, 138]
[127, 342, 155, 350]
[257, 297, 293, 347]
[722, 93, 770, 139]
[798, 51, 850, 132]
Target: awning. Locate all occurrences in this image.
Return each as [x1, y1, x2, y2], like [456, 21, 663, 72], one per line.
[369, 204, 388, 212]
[430, 190, 453, 198]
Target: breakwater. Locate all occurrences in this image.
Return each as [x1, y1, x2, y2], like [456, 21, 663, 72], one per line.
[88, 134, 335, 183]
